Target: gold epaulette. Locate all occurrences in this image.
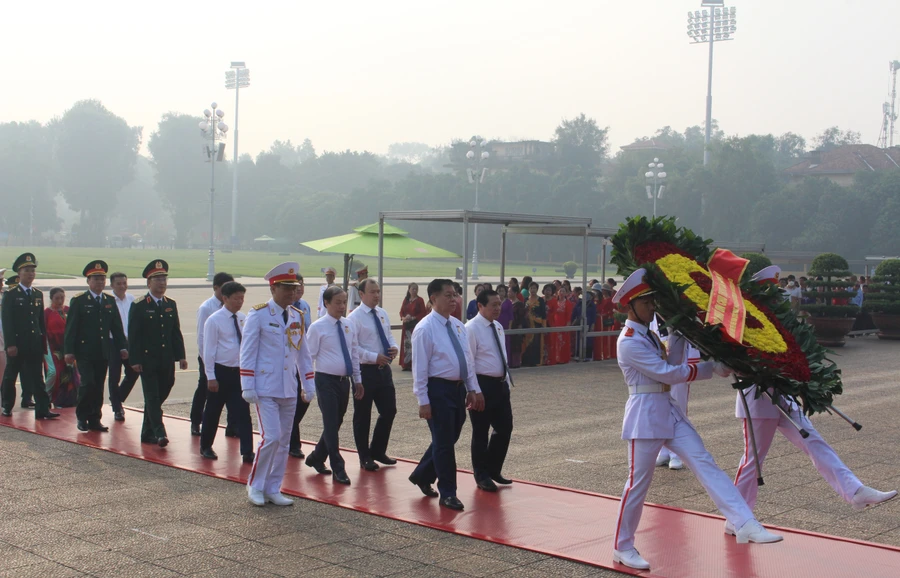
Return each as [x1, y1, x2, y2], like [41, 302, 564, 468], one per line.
[253, 303, 268, 310]
[72, 291, 86, 299]
[163, 296, 175, 303]
[289, 305, 303, 315]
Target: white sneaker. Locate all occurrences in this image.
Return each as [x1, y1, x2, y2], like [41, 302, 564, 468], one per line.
[851, 486, 898, 511]
[724, 520, 736, 536]
[668, 455, 684, 470]
[247, 487, 265, 507]
[655, 453, 669, 467]
[613, 548, 650, 570]
[735, 520, 783, 544]
[265, 492, 295, 506]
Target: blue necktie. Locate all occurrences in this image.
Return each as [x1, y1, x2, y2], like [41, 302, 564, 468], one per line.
[371, 309, 391, 355]
[232, 313, 242, 344]
[445, 320, 468, 382]
[336, 320, 353, 376]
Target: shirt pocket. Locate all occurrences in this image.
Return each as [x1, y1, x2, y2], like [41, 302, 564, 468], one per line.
[257, 364, 274, 376]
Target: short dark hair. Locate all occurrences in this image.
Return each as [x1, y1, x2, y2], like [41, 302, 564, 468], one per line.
[529, 281, 539, 291]
[543, 283, 557, 295]
[109, 272, 127, 284]
[359, 278, 378, 293]
[452, 282, 463, 294]
[50, 287, 65, 299]
[323, 285, 345, 303]
[221, 281, 246, 298]
[473, 283, 484, 294]
[477, 289, 498, 306]
[213, 272, 234, 288]
[295, 274, 304, 283]
[522, 276, 533, 287]
[428, 279, 454, 299]
[481, 282, 493, 292]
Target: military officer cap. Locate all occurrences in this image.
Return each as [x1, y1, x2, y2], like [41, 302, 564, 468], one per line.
[613, 268, 656, 306]
[751, 265, 781, 285]
[83, 260, 109, 277]
[12, 253, 37, 271]
[142, 259, 169, 279]
[355, 263, 368, 275]
[324, 266, 337, 275]
[265, 262, 301, 286]
[5, 274, 19, 288]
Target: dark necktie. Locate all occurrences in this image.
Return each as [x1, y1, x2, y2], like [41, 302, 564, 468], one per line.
[95, 295, 101, 305]
[445, 320, 468, 382]
[282, 309, 288, 324]
[371, 308, 391, 355]
[489, 321, 514, 387]
[336, 320, 353, 376]
[232, 313, 242, 344]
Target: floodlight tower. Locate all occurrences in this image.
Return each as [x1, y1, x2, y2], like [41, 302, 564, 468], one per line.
[466, 139, 490, 280]
[890, 60, 899, 147]
[199, 103, 228, 281]
[645, 158, 667, 218]
[225, 62, 249, 248]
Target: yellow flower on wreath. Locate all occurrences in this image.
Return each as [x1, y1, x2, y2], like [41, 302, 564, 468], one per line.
[655, 254, 788, 354]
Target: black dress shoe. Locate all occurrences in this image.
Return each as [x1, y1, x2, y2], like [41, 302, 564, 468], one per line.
[408, 474, 439, 498]
[114, 410, 125, 422]
[190, 424, 201, 436]
[476, 478, 498, 492]
[372, 454, 397, 465]
[332, 472, 351, 485]
[157, 437, 169, 448]
[88, 422, 109, 432]
[305, 456, 332, 475]
[21, 400, 35, 409]
[224, 426, 238, 438]
[140, 436, 157, 444]
[36, 411, 60, 419]
[360, 459, 380, 472]
[242, 452, 255, 464]
[200, 447, 218, 460]
[440, 496, 464, 511]
[289, 447, 305, 459]
[1, 409, 11, 417]
[77, 420, 89, 432]
[490, 473, 513, 485]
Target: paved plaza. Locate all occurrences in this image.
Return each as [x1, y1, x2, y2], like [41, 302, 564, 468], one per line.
[2, 281, 899, 576]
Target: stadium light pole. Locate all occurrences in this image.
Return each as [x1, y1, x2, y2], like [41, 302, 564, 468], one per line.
[199, 103, 228, 281]
[466, 139, 490, 280]
[645, 158, 667, 219]
[225, 62, 249, 249]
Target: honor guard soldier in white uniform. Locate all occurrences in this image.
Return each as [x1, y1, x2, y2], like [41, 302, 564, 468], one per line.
[241, 262, 315, 507]
[611, 268, 782, 571]
[318, 267, 337, 319]
[345, 264, 368, 314]
[731, 266, 896, 522]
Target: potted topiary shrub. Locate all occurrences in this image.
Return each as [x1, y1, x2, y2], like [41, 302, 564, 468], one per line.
[864, 258, 900, 340]
[740, 252, 772, 282]
[800, 252, 859, 347]
[563, 261, 578, 279]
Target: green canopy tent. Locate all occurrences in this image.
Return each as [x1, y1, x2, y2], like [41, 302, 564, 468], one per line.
[300, 222, 460, 289]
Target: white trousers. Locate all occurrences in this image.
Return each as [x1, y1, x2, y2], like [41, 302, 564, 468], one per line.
[734, 414, 862, 509]
[657, 382, 690, 462]
[615, 417, 753, 551]
[248, 396, 297, 495]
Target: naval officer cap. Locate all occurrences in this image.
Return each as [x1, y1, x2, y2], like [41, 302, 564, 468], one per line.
[751, 265, 781, 284]
[12, 253, 37, 271]
[324, 266, 337, 275]
[266, 262, 301, 286]
[83, 260, 109, 277]
[142, 259, 169, 279]
[5, 274, 18, 288]
[612, 268, 656, 306]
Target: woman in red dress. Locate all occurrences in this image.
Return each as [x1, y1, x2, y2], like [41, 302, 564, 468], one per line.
[399, 282, 426, 371]
[594, 284, 619, 360]
[546, 284, 574, 365]
[44, 288, 79, 407]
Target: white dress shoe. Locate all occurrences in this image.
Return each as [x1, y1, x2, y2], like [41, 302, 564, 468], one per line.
[668, 455, 684, 470]
[265, 492, 295, 506]
[655, 453, 669, 467]
[851, 486, 898, 511]
[735, 520, 783, 544]
[724, 520, 736, 536]
[613, 548, 650, 570]
[247, 488, 265, 507]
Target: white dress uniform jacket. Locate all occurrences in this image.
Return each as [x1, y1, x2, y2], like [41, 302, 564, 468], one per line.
[240, 299, 315, 400]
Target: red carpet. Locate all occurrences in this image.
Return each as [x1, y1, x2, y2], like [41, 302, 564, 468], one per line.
[3, 405, 899, 577]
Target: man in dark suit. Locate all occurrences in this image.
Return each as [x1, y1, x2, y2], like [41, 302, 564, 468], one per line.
[64, 261, 128, 433]
[128, 260, 187, 447]
[1, 253, 57, 419]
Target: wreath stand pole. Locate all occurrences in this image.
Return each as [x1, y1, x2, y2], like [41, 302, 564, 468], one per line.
[738, 383, 765, 487]
[827, 404, 863, 431]
[761, 389, 810, 439]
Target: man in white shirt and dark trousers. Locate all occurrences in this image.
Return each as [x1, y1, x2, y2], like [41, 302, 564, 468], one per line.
[200, 281, 254, 463]
[241, 262, 315, 507]
[348, 279, 399, 472]
[465, 288, 514, 493]
[107, 271, 138, 422]
[409, 279, 484, 511]
[191, 272, 236, 437]
[304, 286, 363, 485]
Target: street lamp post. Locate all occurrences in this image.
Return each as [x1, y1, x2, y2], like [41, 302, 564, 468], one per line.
[199, 103, 228, 281]
[466, 139, 489, 280]
[645, 158, 667, 219]
[225, 62, 249, 249]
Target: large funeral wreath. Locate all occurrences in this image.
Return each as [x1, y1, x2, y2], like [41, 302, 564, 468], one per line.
[610, 216, 842, 415]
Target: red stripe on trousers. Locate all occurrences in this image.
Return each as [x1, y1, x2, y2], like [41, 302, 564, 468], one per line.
[247, 404, 265, 486]
[614, 439, 636, 550]
[733, 418, 749, 484]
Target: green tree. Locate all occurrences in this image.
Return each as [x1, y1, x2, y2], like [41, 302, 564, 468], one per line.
[553, 113, 609, 170]
[0, 121, 59, 243]
[813, 126, 861, 150]
[51, 100, 141, 246]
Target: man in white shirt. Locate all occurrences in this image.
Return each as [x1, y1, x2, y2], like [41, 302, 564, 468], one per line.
[465, 288, 514, 493]
[305, 286, 363, 485]
[191, 272, 235, 437]
[107, 271, 138, 422]
[408, 279, 484, 511]
[241, 262, 314, 507]
[200, 281, 254, 463]
[317, 267, 336, 319]
[348, 279, 399, 471]
[345, 264, 368, 314]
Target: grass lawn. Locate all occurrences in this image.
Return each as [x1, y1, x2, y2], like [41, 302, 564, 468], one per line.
[0, 247, 600, 280]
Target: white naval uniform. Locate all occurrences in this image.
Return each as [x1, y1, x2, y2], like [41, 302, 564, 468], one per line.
[649, 318, 700, 463]
[613, 319, 754, 552]
[240, 299, 315, 495]
[733, 385, 862, 509]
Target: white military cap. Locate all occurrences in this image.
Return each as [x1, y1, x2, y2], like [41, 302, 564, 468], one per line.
[265, 262, 301, 286]
[751, 265, 781, 284]
[612, 268, 656, 305]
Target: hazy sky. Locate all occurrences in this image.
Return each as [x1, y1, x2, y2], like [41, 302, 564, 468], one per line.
[5, 1, 900, 158]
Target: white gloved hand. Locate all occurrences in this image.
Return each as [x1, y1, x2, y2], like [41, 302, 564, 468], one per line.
[242, 389, 259, 404]
[713, 362, 732, 377]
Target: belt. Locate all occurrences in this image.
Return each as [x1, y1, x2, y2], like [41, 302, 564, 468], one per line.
[316, 371, 350, 381]
[431, 377, 465, 387]
[628, 384, 671, 395]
